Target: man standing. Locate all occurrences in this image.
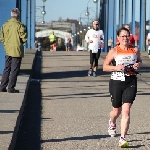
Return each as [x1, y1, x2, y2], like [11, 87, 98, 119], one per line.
[85, 20, 104, 77]
[0, 8, 27, 93]
[49, 31, 57, 51]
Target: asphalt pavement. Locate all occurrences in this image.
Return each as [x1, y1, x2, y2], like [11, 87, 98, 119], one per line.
[0, 50, 150, 150]
[40, 51, 150, 150]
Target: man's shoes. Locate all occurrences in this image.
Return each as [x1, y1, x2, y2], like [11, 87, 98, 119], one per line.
[88, 69, 93, 76]
[93, 72, 97, 77]
[0, 88, 7, 92]
[8, 89, 19, 93]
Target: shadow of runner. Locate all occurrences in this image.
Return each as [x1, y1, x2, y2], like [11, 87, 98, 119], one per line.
[41, 134, 110, 143]
[14, 51, 42, 150]
[42, 69, 110, 79]
[128, 145, 145, 148]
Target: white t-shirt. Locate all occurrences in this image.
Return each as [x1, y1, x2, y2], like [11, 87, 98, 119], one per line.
[85, 29, 104, 53]
[147, 33, 150, 39]
[65, 37, 68, 43]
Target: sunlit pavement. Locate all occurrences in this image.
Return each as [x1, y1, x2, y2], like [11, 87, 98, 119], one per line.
[0, 50, 149, 149]
[40, 51, 150, 150]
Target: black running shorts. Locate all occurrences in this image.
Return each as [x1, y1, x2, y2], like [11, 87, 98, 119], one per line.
[109, 76, 137, 108]
[90, 49, 101, 66]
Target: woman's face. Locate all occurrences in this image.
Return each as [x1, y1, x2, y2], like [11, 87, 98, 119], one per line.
[117, 30, 129, 46]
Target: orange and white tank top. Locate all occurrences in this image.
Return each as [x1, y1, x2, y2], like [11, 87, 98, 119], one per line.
[111, 45, 137, 81]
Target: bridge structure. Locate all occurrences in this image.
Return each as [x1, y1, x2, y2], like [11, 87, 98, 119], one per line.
[35, 29, 74, 49]
[99, 0, 149, 53]
[0, 0, 149, 73]
[36, 29, 72, 40]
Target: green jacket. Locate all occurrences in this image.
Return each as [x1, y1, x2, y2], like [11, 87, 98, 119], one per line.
[0, 18, 27, 57]
[49, 34, 57, 43]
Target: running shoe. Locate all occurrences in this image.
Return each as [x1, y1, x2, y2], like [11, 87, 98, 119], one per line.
[88, 69, 92, 76]
[119, 137, 129, 148]
[108, 118, 116, 137]
[93, 71, 97, 77]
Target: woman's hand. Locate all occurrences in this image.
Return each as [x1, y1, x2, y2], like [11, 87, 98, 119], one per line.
[116, 64, 124, 71]
[133, 62, 142, 70]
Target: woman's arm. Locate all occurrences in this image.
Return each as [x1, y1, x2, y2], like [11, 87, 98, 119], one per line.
[103, 48, 124, 72]
[133, 47, 142, 70]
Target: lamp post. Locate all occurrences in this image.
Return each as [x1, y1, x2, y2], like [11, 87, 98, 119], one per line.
[78, 8, 95, 47]
[78, 10, 88, 45]
[86, 0, 99, 20]
[85, 7, 90, 26]
[78, 10, 89, 46]
[35, 0, 47, 49]
[36, 16, 45, 23]
[35, 0, 47, 24]
[79, 10, 88, 25]
[85, 8, 95, 28]
[93, 0, 98, 20]
[79, 7, 95, 26]
[85, 0, 96, 25]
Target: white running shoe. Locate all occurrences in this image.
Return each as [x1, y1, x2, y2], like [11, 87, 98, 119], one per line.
[88, 69, 92, 76]
[108, 119, 116, 137]
[119, 137, 129, 148]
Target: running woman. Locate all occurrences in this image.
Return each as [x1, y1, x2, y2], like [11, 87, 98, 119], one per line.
[85, 20, 104, 77]
[103, 27, 142, 148]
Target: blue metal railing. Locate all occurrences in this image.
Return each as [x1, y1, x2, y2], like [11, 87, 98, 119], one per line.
[100, 0, 147, 52]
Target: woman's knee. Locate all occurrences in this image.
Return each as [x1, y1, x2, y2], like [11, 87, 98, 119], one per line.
[112, 107, 121, 116]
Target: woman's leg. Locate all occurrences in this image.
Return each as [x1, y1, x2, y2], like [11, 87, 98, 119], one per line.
[121, 103, 132, 137]
[110, 107, 122, 124]
[108, 107, 121, 137]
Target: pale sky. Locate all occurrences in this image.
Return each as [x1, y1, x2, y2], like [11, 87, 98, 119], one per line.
[36, 0, 99, 23]
[36, 0, 150, 24]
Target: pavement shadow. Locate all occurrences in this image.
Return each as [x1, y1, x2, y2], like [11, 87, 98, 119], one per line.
[0, 110, 19, 113]
[41, 66, 150, 80]
[0, 131, 14, 134]
[42, 69, 110, 79]
[41, 134, 110, 143]
[137, 92, 150, 95]
[13, 51, 42, 150]
[136, 131, 150, 135]
[128, 132, 150, 148]
[129, 145, 145, 148]
[42, 92, 110, 101]
[19, 69, 34, 75]
[42, 53, 89, 57]
[138, 66, 150, 72]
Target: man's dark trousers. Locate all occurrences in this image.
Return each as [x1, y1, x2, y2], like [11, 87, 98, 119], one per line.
[0, 55, 22, 90]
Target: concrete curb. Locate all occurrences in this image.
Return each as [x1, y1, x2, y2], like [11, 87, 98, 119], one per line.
[8, 49, 37, 150]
